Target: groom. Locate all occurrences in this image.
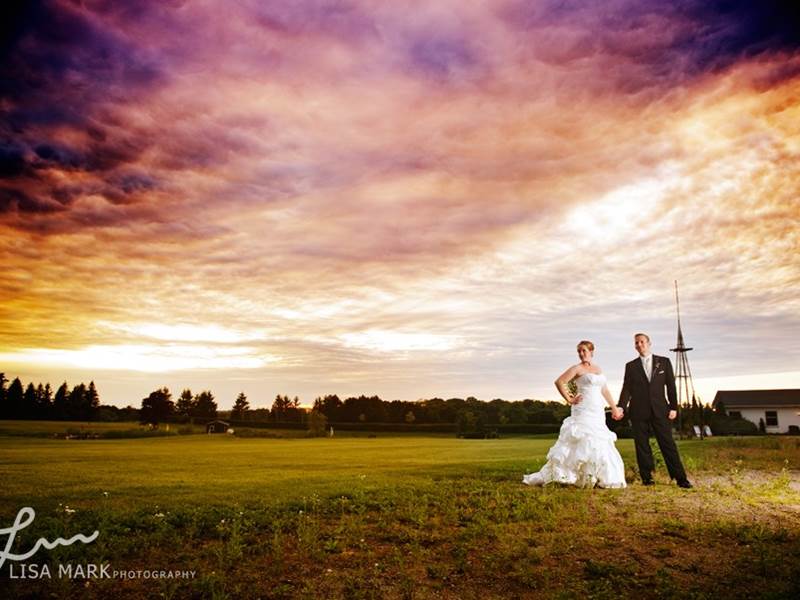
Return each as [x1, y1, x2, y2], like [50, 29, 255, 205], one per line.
[615, 333, 693, 489]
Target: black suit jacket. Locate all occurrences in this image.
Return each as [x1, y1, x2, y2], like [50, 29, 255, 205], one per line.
[618, 355, 677, 421]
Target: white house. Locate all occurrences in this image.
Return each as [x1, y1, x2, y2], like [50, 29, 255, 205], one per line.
[713, 389, 800, 434]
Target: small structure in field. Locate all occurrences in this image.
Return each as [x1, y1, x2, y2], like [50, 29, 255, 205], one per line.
[206, 420, 230, 434]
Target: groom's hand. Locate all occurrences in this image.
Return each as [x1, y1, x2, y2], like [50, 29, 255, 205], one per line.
[668, 410, 677, 420]
[612, 407, 623, 420]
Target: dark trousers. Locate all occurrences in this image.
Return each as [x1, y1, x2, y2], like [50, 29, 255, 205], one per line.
[631, 417, 687, 482]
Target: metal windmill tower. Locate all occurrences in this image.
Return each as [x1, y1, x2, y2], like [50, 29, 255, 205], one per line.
[670, 281, 700, 438]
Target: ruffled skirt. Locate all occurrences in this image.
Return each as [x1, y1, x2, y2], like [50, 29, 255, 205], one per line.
[523, 414, 626, 489]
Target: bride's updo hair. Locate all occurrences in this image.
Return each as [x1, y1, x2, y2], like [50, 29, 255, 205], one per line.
[577, 340, 595, 352]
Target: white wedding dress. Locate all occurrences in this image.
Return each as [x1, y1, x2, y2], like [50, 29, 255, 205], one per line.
[523, 373, 626, 488]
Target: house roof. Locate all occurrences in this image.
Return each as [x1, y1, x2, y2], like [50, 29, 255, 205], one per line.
[713, 389, 800, 408]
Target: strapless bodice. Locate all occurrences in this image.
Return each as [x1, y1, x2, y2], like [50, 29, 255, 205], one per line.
[576, 372, 606, 390]
[573, 372, 607, 415]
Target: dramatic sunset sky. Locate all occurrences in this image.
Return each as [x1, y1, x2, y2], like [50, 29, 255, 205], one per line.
[1, 1, 799, 409]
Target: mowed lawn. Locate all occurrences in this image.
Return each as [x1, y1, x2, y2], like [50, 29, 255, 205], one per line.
[1, 423, 800, 599]
[0, 430, 563, 510]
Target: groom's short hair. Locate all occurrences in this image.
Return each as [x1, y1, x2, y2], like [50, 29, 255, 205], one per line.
[634, 332, 651, 342]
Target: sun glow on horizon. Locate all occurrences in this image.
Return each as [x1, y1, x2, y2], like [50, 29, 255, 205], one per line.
[0, 344, 277, 373]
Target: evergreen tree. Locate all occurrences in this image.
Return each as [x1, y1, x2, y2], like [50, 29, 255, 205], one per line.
[6, 378, 24, 419]
[53, 382, 69, 420]
[271, 394, 290, 420]
[232, 392, 250, 420]
[86, 381, 100, 420]
[176, 389, 195, 417]
[67, 383, 87, 420]
[36, 383, 52, 419]
[194, 390, 218, 419]
[22, 382, 37, 419]
[140, 387, 174, 427]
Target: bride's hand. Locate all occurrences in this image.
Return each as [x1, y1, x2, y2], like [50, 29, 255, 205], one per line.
[611, 406, 623, 420]
[570, 393, 582, 405]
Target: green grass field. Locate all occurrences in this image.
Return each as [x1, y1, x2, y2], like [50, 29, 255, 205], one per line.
[1, 422, 799, 599]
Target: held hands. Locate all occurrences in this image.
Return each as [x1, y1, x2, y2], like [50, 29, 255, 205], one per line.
[668, 410, 677, 420]
[611, 406, 624, 421]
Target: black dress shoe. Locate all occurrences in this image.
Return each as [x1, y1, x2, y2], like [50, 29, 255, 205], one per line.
[677, 480, 693, 489]
[642, 479, 655, 486]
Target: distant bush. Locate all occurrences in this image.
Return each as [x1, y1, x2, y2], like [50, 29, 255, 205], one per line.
[58, 428, 178, 439]
[100, 428, 177, 439]
[227, 419, 305, 430]
[232, 428, 285, 438]
[458, 429, 500, 439]
[64, 427, 99, 439]
[710, 414, 759, 436]
[307, 410, 328, 437]
[328, 422, 457, 433]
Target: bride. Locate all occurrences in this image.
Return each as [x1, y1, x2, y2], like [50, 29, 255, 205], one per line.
[523, 340, 626, 488]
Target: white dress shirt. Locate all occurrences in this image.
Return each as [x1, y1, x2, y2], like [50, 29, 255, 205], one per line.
[641, 354, 652, 381]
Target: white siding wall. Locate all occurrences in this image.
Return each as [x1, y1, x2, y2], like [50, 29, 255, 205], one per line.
[733, 408, 800, 433]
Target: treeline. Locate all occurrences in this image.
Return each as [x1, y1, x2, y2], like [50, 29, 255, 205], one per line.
[0, 372, 574, 428]
[136, 389, 573, 430]
[231, 394, 569, 427]
[0, 372, 762, 437]
[306, 394, 570, 427]
[0, 373, 114, 421]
